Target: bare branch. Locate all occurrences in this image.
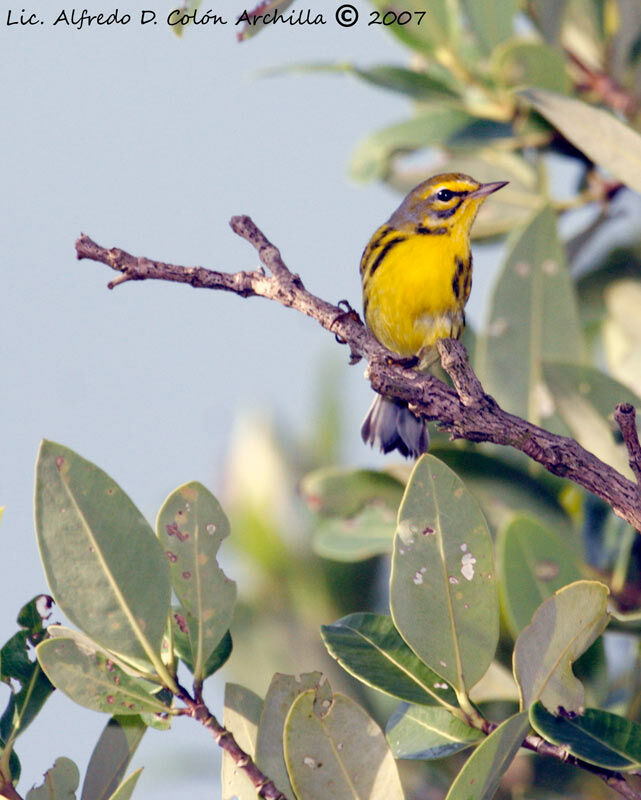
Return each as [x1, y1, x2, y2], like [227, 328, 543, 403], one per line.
[616, 403, 641, 493]
[75, 219, 641, 532]
[525, 733, 641, 800]
[190, 704, 287, 800]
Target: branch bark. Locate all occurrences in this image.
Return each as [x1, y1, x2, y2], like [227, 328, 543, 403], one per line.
[75, 218, 641, 532]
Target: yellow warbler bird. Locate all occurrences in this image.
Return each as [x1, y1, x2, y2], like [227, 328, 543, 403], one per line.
[360, 172, 507, 458]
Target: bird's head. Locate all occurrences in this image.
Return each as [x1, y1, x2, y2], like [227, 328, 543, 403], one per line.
[390, 173, 508, 236]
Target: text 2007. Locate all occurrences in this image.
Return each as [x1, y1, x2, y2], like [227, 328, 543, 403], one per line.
[368, 10, 426, 25]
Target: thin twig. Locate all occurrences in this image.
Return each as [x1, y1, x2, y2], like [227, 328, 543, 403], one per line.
[616, 403, 641, 493]
[171, 682, 287, 800]
[0, 780, 24, 800]
[75, 220, 641, 532]
[525, 734, 641, 799]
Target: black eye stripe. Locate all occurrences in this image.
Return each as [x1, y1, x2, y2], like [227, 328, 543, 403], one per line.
[431, 188, 469, 203]
[430, 197, 464, 219]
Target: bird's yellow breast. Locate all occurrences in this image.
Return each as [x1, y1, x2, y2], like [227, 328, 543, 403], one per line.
[363, 231, 471, 358]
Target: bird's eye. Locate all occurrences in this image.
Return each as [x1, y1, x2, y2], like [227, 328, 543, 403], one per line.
[436, 189, 453, 202]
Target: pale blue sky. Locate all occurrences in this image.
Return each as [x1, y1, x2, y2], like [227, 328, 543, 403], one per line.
[2, 3, 505, 796]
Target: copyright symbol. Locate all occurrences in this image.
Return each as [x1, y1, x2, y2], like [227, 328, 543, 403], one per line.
[336, 3, 358, 26]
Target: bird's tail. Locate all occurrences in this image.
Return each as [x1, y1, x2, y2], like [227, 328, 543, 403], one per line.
[360, 395, 429, 459]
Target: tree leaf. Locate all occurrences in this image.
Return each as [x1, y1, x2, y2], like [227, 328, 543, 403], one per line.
[476, 207, 584, 426]
[493, 41, 571, 92]
[81, 716, 146, 800]
[390, 455, 498, 693]
[36, 638, 171, 716]
[386, 703, 482, 760]
[35, 441, 170, 667]
[351, 64, 460, 99]
[0, 595, 56, 746]
[369, 0, 454, 53]
[321, 613, 457, 707]
[513, 581, 610, 712]
[528, 0, 567, 44]
[284, 687, 404, 800]
[0, 658, 54, 746]
[461, 0, 518, 54]
[445, 712, 530, 800]
[255, 672, 328, 799]
[350, 107, 478, 181]
[171, 613, 232, 679]
[530, 702, 641, 770]
[302, 467, 403, 561]
[222, 683, 263, 800]
[157, 482, 236, 682]
[602, 279, 641, 391]
[105, 769, 143, 800]
[431, 447, 575, 542]
[542, 361, 641, 479]
[520, 89, 641, 192]
[312, 509, 397, 561]
[27, 757, 80, 800]
[497, 515, 582, 638]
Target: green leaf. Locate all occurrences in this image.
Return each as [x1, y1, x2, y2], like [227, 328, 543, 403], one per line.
[542, 361, 641, 478]
[34, 441, 170, 667]
[520, 89, 641, 193]
[390, 455, 499, 693]
[445, 712, 530, 800]
[350, 107, 478, 181]
[0, 595, 56, 747]
[222, 683, 263, 800]
[302, 467, 403, 518]
[171, 612, 232, 678]
[528, 0, 567, 44]
[461, 0, 518, 54]
[602, 279, 641, 390]
[105, 769, 143, 800]
[530, 702, 641, 770]
[303, 467, 403, 561]
[27, 757, 80, 800]
[369, 0, 454, 53]
[0, 657, 54, 746]
[255, 672, 328, 799]
[157, 482, 236, 682]
[36, 638, 171, 716]
[513, 580, 610, 712]
[81, 716, 146, 800]
[476, 206, 584, 426]
[431, 447, 575, 541]
[351, 64, 460, 100]
[312, 508, 398, 561]
[493, 41, 571, 92]
[386, 703, 483, 759]
[284, 62, 460, 101]
[1, 596, 52, 685]
[284, 687, 404, 800]
[321, 613, 457, 708]
[497, 516, 582, 638]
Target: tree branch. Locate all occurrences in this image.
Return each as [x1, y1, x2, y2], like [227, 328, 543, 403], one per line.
[524, 733, 641, 800]
[189, 703, 287, 800]
[75, 218, 641, 532]
[616, 403, 641, 494]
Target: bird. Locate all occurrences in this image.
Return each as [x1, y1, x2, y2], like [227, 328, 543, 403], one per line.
[360, 172, 507, 459]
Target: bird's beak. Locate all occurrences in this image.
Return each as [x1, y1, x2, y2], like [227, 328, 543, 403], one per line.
[469, 180, 509, 198]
